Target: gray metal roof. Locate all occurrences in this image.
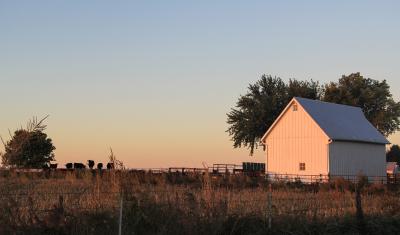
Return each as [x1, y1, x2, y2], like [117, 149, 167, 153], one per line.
[295, 97, 390, 144]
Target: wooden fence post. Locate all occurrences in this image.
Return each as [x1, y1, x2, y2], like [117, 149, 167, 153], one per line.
[355, 182, 365, 234]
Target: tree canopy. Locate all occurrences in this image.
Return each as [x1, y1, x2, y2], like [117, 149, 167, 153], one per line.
[226, 75, 320, 155]
[227, 73, 400, 155]
[1, 116, 55, 168]
[324, 73, 400, 136]
[387, 145, 400, 164]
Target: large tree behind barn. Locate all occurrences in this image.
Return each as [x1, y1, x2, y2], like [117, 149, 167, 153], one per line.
[323, 73, 400, 136]
[226, 75, 321, 155]
[227, 73, 400, 156]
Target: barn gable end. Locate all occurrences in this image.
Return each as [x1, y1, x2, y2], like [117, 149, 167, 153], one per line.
[263, 99, 330, 175]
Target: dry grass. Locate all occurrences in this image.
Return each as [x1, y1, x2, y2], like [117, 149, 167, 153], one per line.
[1, 170, 400, 234]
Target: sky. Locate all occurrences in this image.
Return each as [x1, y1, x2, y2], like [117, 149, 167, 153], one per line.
[0, 1, 399, 168]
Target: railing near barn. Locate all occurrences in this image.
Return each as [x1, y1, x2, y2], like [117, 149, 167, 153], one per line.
[267, 173, 390, 184]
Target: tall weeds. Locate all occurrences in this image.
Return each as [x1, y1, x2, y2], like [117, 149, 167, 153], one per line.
[0, 171, 399, 234]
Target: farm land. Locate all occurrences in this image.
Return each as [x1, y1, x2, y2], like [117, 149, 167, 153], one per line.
[1, 170, 400, 235]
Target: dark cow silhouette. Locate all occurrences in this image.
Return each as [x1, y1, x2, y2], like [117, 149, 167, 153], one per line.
[87, 160, 95, 169]
[106, 163, 114, 170]
[73, 163, 86, 169]
[97, 163, 103, 170]
[65, 163, 73, 169]
[50, 164, 58, 169]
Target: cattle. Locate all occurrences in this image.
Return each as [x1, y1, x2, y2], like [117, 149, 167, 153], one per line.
[65, 163, 73, 169]
[73, 163, 86, 169]
[97, 163, 103, 170]
[106, 163, 114, 170]
[50, 164, 58, 169]
[87, 160, 95, 169]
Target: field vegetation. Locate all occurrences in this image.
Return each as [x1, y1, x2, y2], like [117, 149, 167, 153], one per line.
[1, 170, 400, 235]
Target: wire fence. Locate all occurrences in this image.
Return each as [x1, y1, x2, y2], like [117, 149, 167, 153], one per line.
[2, 167, 400, 183]
[1, 184, 398, 231]
[267, 173, 392, 184]
[1, 172, 400, 234]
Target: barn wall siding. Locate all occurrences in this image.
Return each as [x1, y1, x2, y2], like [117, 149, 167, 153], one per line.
[329, 141, 386, 178]
[265, 102, 329, 176]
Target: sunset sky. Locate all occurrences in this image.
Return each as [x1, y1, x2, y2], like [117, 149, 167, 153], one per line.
[1, 1, 399, 168]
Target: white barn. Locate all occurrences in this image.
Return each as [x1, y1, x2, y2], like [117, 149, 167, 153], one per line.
[261, 97, 389, 180]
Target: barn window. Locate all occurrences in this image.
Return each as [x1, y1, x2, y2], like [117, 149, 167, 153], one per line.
[292, 104, 298, 111]
[299, 163, 306, 171]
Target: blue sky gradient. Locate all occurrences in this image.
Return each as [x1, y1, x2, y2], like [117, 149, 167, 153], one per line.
[1, 1, 399, 167]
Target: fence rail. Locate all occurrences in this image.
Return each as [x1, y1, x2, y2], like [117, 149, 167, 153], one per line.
[2, 167, 400, 184]
[267, 173, 394, 184]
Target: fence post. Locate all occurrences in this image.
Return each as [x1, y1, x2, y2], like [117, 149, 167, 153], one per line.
[267, 184, 272, 230]
[118, 193, 123, 235]
[355, 182, 365, 234]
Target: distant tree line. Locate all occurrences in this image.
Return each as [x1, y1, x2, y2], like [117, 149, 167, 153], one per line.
[227, 73, 400, 155]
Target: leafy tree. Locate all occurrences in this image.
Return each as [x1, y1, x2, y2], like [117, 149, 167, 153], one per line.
[226, 75, 321, 155]
[387, 145, 400, 164]
[323, 73, 400, 136]
[1, 116, 56, 168]
[287, 79, 321, 100]
[227, 72, 399, 156]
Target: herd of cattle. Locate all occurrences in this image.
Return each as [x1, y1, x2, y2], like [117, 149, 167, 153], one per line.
[44, 160, 115, 170]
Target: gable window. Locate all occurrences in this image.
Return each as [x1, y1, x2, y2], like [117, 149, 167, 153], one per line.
[299, 163, 306, 171]
[292, 104, 298, 111]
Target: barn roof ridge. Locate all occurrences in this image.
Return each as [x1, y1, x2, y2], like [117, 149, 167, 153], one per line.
[293, 96, 363, 110]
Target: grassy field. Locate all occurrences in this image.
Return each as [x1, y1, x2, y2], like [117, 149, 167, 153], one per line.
[1, 170, 400, 235]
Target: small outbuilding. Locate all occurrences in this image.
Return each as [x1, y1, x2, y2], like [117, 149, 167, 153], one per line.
[261, 97, 389, 180]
